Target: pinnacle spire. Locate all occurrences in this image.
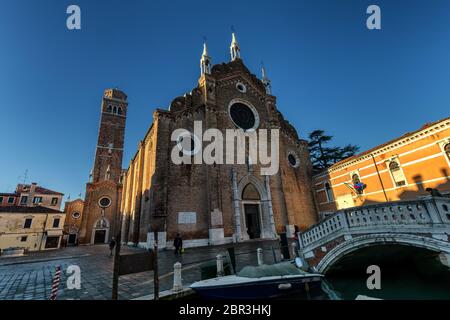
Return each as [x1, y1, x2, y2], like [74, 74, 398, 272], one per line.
[230, 32, 241, 61]
[261, 63, 272, 95]
[200, 42, 212, 75]
[202, 42, 209, 57]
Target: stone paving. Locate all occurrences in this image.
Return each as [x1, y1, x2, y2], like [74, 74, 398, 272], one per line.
[0, 239, 282, 300]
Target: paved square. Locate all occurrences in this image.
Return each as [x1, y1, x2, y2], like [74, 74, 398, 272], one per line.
[0, 240, 281, 300]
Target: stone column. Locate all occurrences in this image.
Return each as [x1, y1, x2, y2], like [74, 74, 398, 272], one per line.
[231, 169, 242, 242]
[264, 175, 277, 238]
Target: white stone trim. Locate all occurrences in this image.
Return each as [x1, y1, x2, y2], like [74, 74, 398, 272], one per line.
[90, 217, 110, 245]
[227, 98, 260, 132]
[319, 151, 447, 194]
[324, 181, 334, 203]
[385, 156, 408, 189]
[438, 139, 450, 169]
[401, 152, 443, 168]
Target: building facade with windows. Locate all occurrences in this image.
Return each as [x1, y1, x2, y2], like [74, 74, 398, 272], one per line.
[0, 193, 19, 207]
[314, 117, 450, 217]
[120, 34, 318, 249]
[0, 206, 65, 253]
[62, 199, 84, 246]
[15, 183, 64, 210]
[0, 184, 64, 210]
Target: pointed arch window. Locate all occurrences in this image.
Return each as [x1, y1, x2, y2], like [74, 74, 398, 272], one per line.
[389, 160, 407, 187]
[242, 183, 260, 200]
[117, 107, 123, 115]
[107, 105, 112, 113]
[95, 218, 109, 229]
[113, 106, 117, 114]
[445, 143, 450, 161]
[325, 182, 334, 202]
[351, 172, 365, 195]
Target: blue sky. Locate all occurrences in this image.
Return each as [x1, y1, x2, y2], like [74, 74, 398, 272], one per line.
[0, 0, 449, 201]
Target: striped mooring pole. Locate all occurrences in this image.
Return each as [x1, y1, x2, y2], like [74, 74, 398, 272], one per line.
[49, 266, 62, 300]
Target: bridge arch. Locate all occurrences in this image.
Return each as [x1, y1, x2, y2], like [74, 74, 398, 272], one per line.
[316, 233, 450, 274]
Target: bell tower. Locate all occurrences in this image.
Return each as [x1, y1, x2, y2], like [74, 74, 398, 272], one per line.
[91, 89, 128, 183]
[79, 88, 128, 245]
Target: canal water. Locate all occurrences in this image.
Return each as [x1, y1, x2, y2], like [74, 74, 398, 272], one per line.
[320, 245, 450, 300]
[184, 244, 450, 300]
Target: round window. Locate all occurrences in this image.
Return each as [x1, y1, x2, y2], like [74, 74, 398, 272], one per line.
[176, 132, 201, 156]
[288, 152, 300, 168]
[229, 101, 259, 131]
[72, 212, 81, 219]
[236, 82, 247, 93]
[98, 197, 112, 208]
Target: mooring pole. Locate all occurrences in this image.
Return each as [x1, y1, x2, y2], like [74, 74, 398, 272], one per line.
[271, 246, 277, 263]
[153, 230, 159, 300]
[112, 233, 121, 300]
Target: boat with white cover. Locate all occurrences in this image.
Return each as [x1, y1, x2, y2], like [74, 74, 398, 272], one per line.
[190, 261, 324, 299]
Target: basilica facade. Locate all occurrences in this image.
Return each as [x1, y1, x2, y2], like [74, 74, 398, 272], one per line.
[119, 34, 318, 248]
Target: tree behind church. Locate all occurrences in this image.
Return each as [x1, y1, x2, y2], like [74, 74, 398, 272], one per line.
[307, 130, 359, 174]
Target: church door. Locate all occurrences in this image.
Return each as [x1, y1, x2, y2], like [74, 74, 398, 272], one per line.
[94, 230, 107, 244]
[68, 234, 77, 246]
[244, 204, 261, 239]
[92, 218, 110, 244]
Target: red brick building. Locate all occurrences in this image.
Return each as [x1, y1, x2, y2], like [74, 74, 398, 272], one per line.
[78, 89, 127, 244]
[120, 34, 318, 248]
[314, 117, 450, 218]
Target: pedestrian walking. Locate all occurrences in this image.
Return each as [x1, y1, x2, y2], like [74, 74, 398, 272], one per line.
[173, 233, 183, 255]
[109, 237, 116, 256]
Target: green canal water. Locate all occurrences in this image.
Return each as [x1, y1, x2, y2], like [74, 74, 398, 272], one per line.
[320, 245, 450, 300]
[184, 244, 450, 300]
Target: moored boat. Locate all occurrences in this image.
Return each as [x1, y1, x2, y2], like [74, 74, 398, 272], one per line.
[190, 261, 324, 299]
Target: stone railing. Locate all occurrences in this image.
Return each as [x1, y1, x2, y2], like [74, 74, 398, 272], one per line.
[300, 196, 450, 249]
[344, 201, 432, 228]
[301, 213, 347, 247]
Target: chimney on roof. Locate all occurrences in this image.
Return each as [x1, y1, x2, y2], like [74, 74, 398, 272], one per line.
[29, 183, 37, 207]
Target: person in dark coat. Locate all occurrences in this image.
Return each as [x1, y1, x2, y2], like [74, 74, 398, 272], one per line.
[109, 237, 116, 256]
[426, 188, 443, 197]
[293, 225, 300, 241]
[173, 234, 183, 255]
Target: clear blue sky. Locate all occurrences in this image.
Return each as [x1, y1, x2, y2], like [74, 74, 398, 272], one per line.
[1, 0, 449, 201]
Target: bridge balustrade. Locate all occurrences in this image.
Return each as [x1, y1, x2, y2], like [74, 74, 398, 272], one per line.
[300, 196, 450, 250]
[344, 202, 431, 227]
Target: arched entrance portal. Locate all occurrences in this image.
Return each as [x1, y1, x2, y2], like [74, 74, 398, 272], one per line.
[235, 174, 277, 241]
[242, 184, 262, 239]
[92, 218, 110, 244]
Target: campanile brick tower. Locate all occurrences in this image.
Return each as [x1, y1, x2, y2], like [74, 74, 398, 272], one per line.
[79, 89, 128, 244]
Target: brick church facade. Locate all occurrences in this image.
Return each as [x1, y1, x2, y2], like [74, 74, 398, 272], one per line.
[119, 34, 319, 248]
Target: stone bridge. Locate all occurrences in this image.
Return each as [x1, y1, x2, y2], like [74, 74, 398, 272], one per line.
[297, 196, 450, 273]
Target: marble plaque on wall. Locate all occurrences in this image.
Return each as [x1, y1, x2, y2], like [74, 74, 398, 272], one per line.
[178, 212, 197, 224]
[211, 209, 223, 226]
